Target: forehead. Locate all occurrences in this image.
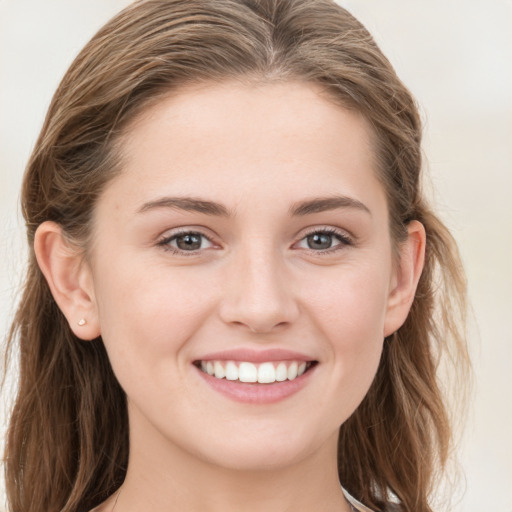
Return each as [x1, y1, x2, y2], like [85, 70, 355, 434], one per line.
[105, 81, 384, 215]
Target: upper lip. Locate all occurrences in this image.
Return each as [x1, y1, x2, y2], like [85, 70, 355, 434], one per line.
[194, 348, 316, 363]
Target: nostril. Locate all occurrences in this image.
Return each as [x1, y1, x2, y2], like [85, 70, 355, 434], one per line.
[218, 275, 300, 334]
[246, 318, 294, 334]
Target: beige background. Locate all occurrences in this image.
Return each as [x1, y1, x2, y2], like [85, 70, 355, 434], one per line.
[1, 1, 511, 510]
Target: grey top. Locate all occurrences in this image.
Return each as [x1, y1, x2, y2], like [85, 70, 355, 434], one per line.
[343, 488, 402, 512]
[342, 488, 375, 512]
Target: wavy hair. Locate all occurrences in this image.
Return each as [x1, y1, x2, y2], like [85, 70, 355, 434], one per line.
[2, 1, 469, 511]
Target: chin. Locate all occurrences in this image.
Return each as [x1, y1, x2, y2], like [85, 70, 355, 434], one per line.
[191, 427, 329, 472]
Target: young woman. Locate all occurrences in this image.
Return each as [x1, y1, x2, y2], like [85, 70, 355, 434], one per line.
[2, 1, 470, 511]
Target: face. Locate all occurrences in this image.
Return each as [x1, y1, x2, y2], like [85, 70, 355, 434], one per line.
[86, 81, 400, 471]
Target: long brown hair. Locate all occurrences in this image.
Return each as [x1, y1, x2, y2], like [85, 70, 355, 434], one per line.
[2, 1, 469, 511]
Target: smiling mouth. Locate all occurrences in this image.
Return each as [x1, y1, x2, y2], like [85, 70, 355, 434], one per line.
[193, 360, 318, 384]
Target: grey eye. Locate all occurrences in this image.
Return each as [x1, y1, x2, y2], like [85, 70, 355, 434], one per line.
[295, 229, 351, 252]
[174, 233, 204, 250]
[306, 233, 335, 250]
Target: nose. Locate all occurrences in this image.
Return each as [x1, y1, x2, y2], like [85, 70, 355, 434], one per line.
[218, 244, 299, 334]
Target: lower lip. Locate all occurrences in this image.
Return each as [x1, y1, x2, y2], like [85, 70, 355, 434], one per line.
[194, 364, 316, 404]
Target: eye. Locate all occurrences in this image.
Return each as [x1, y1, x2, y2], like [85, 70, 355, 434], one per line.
[295, 228, 352, 252]
[158, 230, 214, 254]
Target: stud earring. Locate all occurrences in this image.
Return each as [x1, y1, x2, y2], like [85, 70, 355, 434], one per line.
[77, 318, 87, 326]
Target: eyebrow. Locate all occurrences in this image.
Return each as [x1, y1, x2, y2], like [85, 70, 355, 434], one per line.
[289, 195, 371, 217]
[137, 194, 371, 217]
[137, 197, 231, 216]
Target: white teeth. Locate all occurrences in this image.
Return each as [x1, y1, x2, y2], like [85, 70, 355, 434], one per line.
[214, 361, 225, 379]
[257, 362, 276, 384]
[275, 362, 288, 381]
[287, 362, 298, 380]
[198, 359, 313, 384]
[225, 361, 239, 381]
[239, 362, 258, 382]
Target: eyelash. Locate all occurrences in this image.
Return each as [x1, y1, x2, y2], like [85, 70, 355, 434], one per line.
[156, 229, 215, 256]
[298, 228, 353, 254]
[156, 227, 353, 256]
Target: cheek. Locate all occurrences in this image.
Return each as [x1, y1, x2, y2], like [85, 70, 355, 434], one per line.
[301, 260, 390, 400]
[93, 258, 216, 382]
[306, 260, 390, 342]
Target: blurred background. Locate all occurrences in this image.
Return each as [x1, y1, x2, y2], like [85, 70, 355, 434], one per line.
[1, 1, 511, 510]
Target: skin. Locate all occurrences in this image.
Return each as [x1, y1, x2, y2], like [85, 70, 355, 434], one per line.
[35, 81, 425, 512]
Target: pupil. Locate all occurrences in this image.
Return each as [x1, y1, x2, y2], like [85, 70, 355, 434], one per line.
[308, 233, 332, 250]
[177, 234, 201, 250]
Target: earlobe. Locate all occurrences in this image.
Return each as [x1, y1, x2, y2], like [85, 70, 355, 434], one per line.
[34, 221, 101, 340]
[383, 220, 426, 337]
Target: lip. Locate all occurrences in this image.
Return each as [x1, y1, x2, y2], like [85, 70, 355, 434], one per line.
[193, 349, 318, 404]
[195, 348, 315, 363]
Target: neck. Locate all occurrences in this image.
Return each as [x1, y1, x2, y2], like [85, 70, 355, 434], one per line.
[112, 415, 351, 512]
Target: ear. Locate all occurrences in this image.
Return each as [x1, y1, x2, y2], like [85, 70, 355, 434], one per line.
[383, 220, 426, 337]
[34, 221, 101, 341]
